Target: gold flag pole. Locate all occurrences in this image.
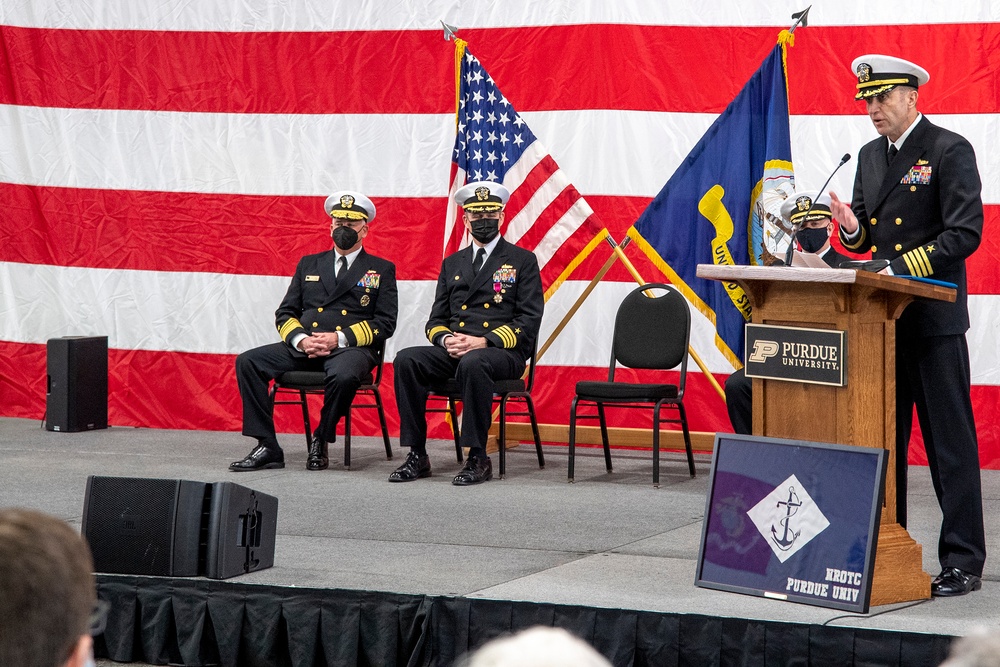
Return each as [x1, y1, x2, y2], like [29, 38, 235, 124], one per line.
[485, 234, 620, 448]
[611, 244, 727, 402]
[536, 234, 624, 363]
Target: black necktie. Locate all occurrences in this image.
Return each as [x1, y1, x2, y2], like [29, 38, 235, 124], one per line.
[336, 256, 347, 281]
[473, 247, 486, 274]
[887, 144, 898, 166]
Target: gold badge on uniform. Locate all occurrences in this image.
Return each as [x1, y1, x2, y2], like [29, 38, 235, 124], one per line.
[341, 194, 355, 209]
[360, 294, 370, 306]
[475, 186, 491, 201]
[305, 275, 320, 281]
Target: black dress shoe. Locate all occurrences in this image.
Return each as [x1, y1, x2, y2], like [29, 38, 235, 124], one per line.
[931, 567, 982, 597]
[453, 456, 492, 486]
[388, 451, 431, 482]
[307, 437, 328, 471]
[229, 444, 285, 472]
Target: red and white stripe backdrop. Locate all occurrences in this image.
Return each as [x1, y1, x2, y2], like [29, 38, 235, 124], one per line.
[1, 2, 998, 466]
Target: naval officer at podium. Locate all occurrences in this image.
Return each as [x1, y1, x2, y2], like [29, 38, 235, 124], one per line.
[828, 54, 985, 597]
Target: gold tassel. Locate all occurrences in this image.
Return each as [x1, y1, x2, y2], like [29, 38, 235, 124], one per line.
[454, 38, 467, 128]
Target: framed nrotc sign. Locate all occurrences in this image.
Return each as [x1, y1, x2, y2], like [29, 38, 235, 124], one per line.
[695, 434, 886, 613]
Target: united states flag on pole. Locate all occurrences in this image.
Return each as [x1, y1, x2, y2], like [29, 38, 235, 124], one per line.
[445, 39, 609, 299]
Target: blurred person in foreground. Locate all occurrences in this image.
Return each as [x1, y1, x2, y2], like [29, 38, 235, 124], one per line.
[458, 626, 612, 667]
[938, 628, 1000, 667]
[0, 508, 99, 667]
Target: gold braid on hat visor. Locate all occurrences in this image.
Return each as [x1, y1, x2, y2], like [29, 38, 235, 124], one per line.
[462, 202, 504, 212]
[855, 75, 919, 100]
[330, 209, 369, 221]
[789, 209, 833, 224]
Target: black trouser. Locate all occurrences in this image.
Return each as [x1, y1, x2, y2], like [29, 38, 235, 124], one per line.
[724, 368, 753, 435]
[236, 342, 376, 447]
[393, 345, 521, 453]
[895, 332, 985, 576]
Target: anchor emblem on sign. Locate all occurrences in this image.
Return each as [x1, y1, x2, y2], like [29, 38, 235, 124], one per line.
[771, 486, 802, 551]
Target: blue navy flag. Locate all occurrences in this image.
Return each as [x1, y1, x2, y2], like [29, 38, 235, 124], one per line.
[446, 38, 608, 300]
[629, 39, 794, 367]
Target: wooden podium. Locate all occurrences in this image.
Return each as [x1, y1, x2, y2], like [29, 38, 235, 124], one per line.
[697, 264, 957, 606]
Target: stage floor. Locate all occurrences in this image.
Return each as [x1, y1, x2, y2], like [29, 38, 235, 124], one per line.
[1, 416, 997, 657]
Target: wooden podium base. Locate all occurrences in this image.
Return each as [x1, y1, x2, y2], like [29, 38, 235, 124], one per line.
[870, 522, 931, 606]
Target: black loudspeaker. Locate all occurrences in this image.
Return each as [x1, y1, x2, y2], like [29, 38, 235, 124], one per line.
[46, 336, 108, 432]
[205, 482, 279, 579]
[82, 476, 278, 579]
[82, 476, 206, 576]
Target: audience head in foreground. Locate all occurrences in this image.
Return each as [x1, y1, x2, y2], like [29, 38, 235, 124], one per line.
[460, 626, 612, 667]
[0, 508, 98, 667]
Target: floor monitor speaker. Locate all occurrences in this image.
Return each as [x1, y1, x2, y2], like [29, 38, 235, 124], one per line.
[82, 475, 206, 576]
[82, 476, 279, 579]
[205, 482, 279, 579]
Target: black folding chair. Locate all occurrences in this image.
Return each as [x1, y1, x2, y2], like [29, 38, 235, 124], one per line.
[568, 283, 695, 487]
[425, 343, 544, 479]
[270, 343, 392, 469]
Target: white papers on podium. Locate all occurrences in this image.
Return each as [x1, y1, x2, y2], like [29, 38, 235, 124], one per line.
[790, 250, 831, 268]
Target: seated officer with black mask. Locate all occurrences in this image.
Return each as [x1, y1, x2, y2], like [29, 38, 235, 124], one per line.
[230, 191, 398, 472]
[725, 190, 847, 434]
[389, 181, 544, 486]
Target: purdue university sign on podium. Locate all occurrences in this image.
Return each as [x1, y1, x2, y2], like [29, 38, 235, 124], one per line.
[698, 264, 957, 606]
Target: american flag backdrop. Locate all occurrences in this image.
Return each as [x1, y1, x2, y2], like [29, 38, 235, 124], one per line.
[445, 39, 608, 299]
[1, 2, 998, 467]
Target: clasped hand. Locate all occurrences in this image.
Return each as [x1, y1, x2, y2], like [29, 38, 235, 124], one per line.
[444, 333, 487, 359]
[299, 332, 339, 358]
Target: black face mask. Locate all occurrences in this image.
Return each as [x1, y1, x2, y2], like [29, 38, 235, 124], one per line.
[332, 225, 359, 250]
[469, 218, 500, 244]
[797, 226, 829, 253]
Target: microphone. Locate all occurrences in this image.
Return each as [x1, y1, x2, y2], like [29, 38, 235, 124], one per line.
[783, 153, 852, 266]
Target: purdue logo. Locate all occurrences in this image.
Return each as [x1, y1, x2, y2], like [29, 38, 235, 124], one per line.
[856, 62, 871, 83]
[340, 194, 355, 209]
[475, 186, 491, 201]
[795, 195, 813, 212]
[748, 340, 779, 363]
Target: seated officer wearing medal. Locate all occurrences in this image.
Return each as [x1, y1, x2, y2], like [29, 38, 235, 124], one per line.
[829, 55, 985, 597]
[230, 191, 398, 472]
[725, 190, 846, 435]
[389, 181, 544, 485]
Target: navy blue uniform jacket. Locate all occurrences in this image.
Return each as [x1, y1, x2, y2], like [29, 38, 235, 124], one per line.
[840, 116, 983, 337]
[274, 248, 398, 352]
[424, 237, 543, 363]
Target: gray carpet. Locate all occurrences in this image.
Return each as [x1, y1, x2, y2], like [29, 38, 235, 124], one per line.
[1, 416, 996, 665]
